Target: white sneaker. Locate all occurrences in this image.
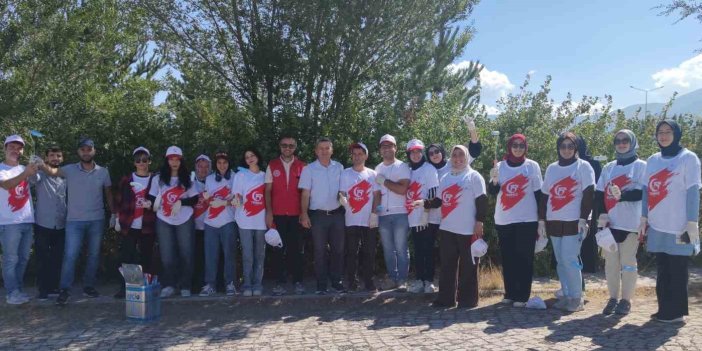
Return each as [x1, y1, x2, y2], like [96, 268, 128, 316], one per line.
[566, 297, 584, 312]
[252, 289, 262, 296]
[242, 289, 253, 297]
[180, 289, 191, 297]
[199, 284, 215, 297]
[160, 286, 175, 298]
[500, 298, 513, 305]
[513, 301, 527, 308]
[6, 291, 29, 305]
[407, 280, 424, 293]
[226, 282, 237, 296]
[423, 281, 436, 293]
[396, 281, 408, 292]
[554, 289, 564, 298]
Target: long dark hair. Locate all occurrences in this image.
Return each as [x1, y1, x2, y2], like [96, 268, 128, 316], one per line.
[159, 157, 192, 189]
[239, 147, 265, 170]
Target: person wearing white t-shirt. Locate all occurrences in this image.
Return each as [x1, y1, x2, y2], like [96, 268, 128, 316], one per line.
[199, 151, 239, 297]
[425, 145, 487, 308]
[373, 134, 411, 291]
[487, 134, 543, 308]
[233, 147, 268, 297]
[299, 138, 346, 294]
[0, 135, 39, 305]
[538, 132, 595, 313]
[404, 139, 439, 294]
[339, 142, 377, 292]
[595, 130, 646, 316]
[148, 146, 200, 298]
[640, 120, 701, 323]
[191, 154, 211, 292]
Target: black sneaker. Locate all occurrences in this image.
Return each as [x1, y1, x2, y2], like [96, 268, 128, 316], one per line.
[48, 288, 61, 297]
[602, 298, 618, 315]
[431, 300, 456, 308]
[614, 299, 631, 315]
[56, 289, 70, 306]
[315, 289, 327, 295]
[36, 291, 49, 301]
[331, 282, 347, 294]
[83, 287, 100, 298]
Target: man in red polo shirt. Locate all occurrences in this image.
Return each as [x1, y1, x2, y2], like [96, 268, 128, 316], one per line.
[265, 135, 307, 295]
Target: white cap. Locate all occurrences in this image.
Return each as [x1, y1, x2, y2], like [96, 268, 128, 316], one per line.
[195, 154, 211, 163]
[379, 134, 396, 145]
[471, 238, 488, 265]
[165, 146, 183, 158]
[595, 228, 618, 253]
[349, 142, 368, 155]
[406, 139, 425, 151]
[4, 135, 25, 147]
[132, 146, 150, 156]
[264, 229, 283, 248]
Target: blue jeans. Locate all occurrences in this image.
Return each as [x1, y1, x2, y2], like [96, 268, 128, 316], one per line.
[0, 224, 33, 295]
[239, 228, 266, 290]
[157, 218, 194, 289]
[204, 222, 238, 286]
[378, 214, 410, 282]
[550, 234, 583, 299]
[60, 220, 104, 289]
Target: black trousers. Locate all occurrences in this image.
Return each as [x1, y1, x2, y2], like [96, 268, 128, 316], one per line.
[412, 226, 436, 282]
[310, 211, 345, 289]
[436, 230, 478, 307]
[655, 253, 689, 319]
[34, 225, 65, 294]
[271, 215, 305, 284]
[496, 222, 537, 303]
[345, 226, 377, 288]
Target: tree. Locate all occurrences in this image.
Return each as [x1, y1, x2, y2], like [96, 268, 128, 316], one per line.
[658, 1, 702, 51]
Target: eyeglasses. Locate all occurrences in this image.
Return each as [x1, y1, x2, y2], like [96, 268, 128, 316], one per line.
[614, 138, 630, 145]
[280, 143, 296, 149]
[134, 158, 150, 164]
[559, 143, 576, 150]
[511, 143, 526, 150]
[428, 150, 441, 156]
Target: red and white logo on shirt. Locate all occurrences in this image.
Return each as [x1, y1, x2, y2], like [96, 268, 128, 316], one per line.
[500, 174, 529, 211]
[647, 168, 675, 211]
[605, 174, 631, 212]
[405, 181, 422, 214]
[441, 183, 463, 218]
[8, 180, 29, 212]
[133, 188, 147, 219]
[273, 169, 282, 178]
[193, 192, 208, 219]
[549, 176, 578, 211]
[348, 180, 372, 214]
[161, 186, 186, 216]
[208, 186, 231, 219]
[244, 184, 265, 216]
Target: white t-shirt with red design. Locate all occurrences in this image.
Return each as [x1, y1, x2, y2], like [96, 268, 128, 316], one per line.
[148, 174, 199, 226]
[596, 159, 647, 232]
[406, 163, 439, 228]
[541, 159, 596, 222]
[438, 168, 486, 235]
[233, 170, 266, 230]
[0, 163, 34, 225]
[340, 167, 376, 227]
[645, 149, 701, 235]
[494, 159, 543, 225]
[374, 160, 412, 216]
[204, 173, 235, 228]
[429, 163, 451, 225]
[129, 173, 151, 230]
[191, 178, 209, 231]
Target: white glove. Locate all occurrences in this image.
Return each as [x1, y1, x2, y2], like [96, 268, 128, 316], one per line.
[609, 184, 621, 201]
[210, 198, 228, 208]
[141, 200, 152, 209]
[687, 221, 700, 255]
[638, 217, 647, 242]
[412, 199, 424, 208]
[230, 195, 241, 208]
[338, 193, 348, 207]
[109, 214, 117, 228]
[369, 213, 379, 228]
[597, 213, 609, 229]
[114, 219, 121, 232]
[202, 191, 211, 200]
[29, 155, 44, 167]
[537, 220, 546, 239]
[489, 166, 499, 184]
[462, 115, 476, 132]
[578, 218, 588, 239]
[171, 200, 182, 216]
[375, 174, 386, 186]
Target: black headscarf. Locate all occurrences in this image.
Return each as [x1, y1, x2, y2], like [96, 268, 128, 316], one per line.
[575, 135, 602, 181]
[656, 120, 683, 157]
[426, 143, 447, 169]
[557, 132, 578, 166]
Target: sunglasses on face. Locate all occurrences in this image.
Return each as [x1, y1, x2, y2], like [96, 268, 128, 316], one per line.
[134, 157, 150, 164]
[614, 138, 630, 145]
[280, 143, 296, 149]
[428, 150, 441, 156]
[511, 143, 526, 150]
[559, 143, 576, 150]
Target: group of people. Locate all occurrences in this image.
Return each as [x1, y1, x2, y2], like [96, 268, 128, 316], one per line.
[0, 118, 699, 323]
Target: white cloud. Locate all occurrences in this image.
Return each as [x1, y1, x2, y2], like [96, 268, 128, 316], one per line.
[651, 54, 702, 95]
[527, 70, 537, 76]
[447, 60, 516, 107]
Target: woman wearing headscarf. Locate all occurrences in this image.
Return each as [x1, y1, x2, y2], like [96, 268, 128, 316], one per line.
[575, 136, 602, 275]
[538, 132, 595, 312]
[487, 134, 543, 307]
[595, 130, 646, 315]
[641, 120, 701, 323]
[425, 145, 487, 308]
[404, 139, 439, 294]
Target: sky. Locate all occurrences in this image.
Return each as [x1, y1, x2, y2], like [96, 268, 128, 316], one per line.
[456, 0, 702, 113]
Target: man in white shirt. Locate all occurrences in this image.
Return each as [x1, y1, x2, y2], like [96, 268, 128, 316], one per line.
[372, 134, 411, 291]
[299, 137, 346, 294]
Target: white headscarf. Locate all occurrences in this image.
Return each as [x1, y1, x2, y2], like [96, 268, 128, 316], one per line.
[450, 144, 471, 173]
